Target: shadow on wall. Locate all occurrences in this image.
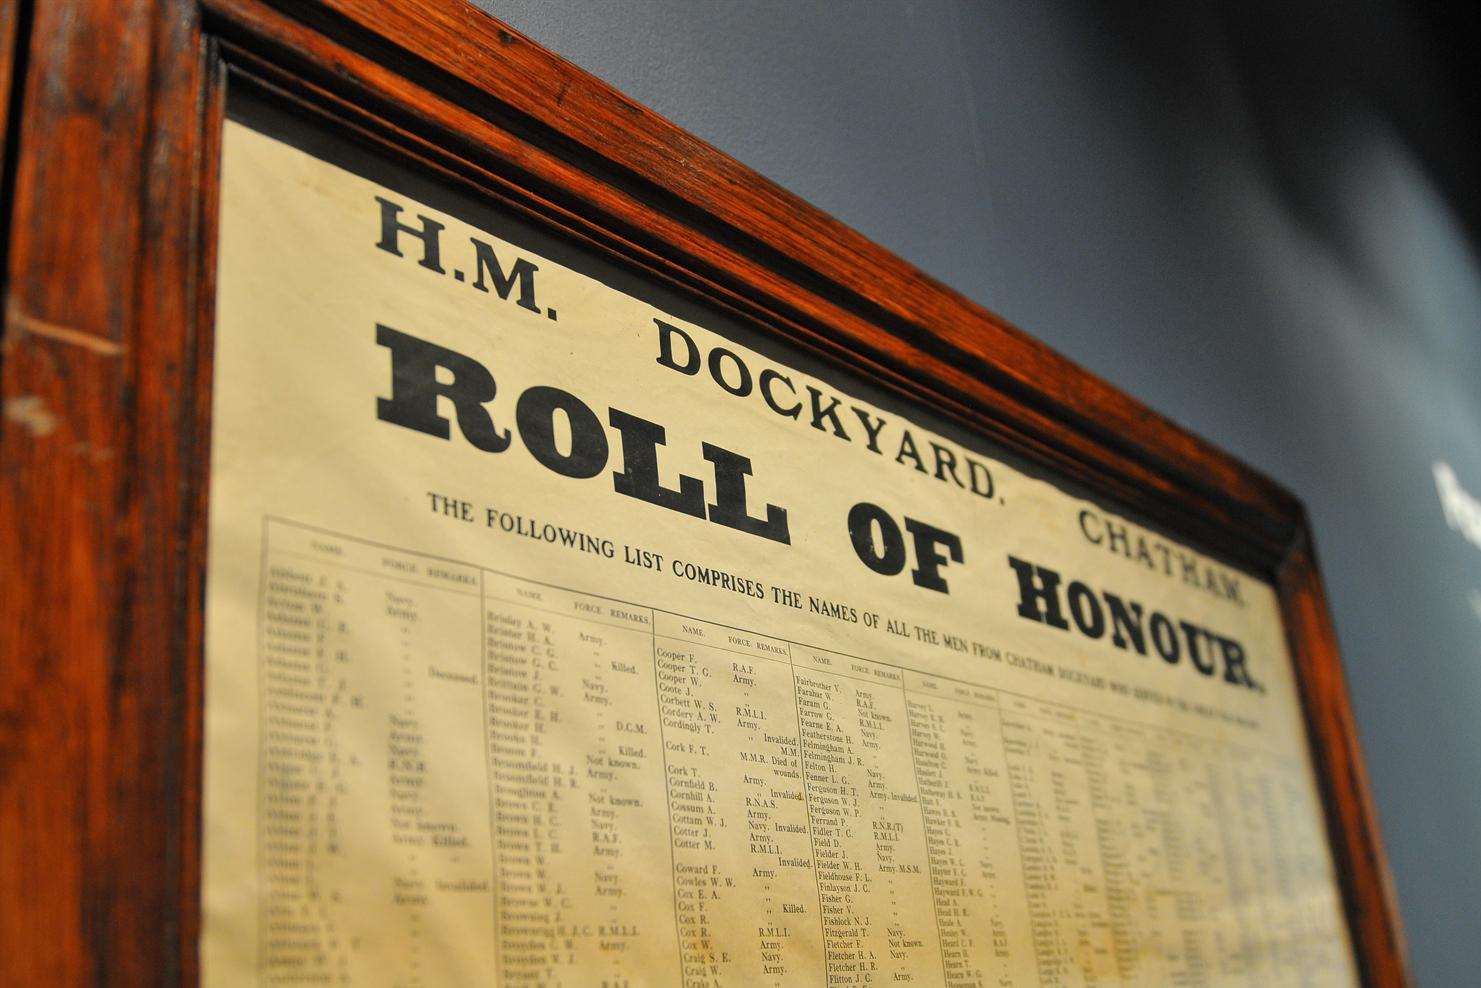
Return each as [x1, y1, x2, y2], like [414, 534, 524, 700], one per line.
[1096, 11, 1481, 981]
[479, 1, 1481, 981]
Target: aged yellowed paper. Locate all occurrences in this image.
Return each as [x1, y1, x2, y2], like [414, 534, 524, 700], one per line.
[200, 115, 1360, 986]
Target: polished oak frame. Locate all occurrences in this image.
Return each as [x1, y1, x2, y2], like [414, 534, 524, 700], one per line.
[0, 0, 1408, 982]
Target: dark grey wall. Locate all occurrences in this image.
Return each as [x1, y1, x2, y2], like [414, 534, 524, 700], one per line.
[475, 2, 1481, 981]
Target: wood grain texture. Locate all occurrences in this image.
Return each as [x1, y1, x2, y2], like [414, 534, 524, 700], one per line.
[308, 0, 1306, 530]
[0, 0, 1408, 983]
[0, 0, 206, 983]
[0, 0, 21, 198]
[205, 0, 1293, 575]
[1280, 530, 1410, 986]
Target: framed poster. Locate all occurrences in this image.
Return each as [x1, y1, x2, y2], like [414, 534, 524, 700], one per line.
[0, 1, 1407, 985]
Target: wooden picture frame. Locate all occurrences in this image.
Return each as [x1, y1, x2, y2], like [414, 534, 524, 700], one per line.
[0, 0, 1408, 983]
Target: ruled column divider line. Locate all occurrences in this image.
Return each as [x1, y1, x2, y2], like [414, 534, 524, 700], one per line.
[479, 567, 505, 988]
[901, 686, 953, 985]
[649, 611, 687, 983]
[787, 645, 831, 984]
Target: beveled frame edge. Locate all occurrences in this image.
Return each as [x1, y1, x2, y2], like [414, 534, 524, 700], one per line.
[2, 0, 213, 982]
[0, 0, 22, 208]
[0, 0, 1408, 983]
[1279, 530, 1408, 985]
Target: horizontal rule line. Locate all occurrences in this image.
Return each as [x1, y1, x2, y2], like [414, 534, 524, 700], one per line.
[260, 514, 1282, 760]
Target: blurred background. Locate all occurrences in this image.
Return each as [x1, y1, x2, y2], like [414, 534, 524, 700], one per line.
[477, 1, 1480, 980]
